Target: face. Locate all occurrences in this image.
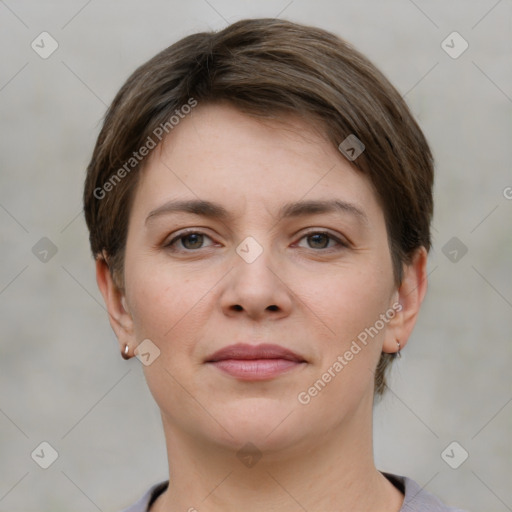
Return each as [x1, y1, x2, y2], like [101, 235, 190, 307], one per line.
[118, 103, 403, 453]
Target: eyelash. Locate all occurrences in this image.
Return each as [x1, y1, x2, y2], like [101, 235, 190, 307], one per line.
[164, 229, 349, 252]
[295, 231, 349, 250]
[164, 229, 217, 252]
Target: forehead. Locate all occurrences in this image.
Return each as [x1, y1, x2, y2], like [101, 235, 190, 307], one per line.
[131, 102, 383, 223]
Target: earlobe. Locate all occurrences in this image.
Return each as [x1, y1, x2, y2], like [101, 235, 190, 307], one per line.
[382, 247, 428, 354]
[95, 257, 135, 351]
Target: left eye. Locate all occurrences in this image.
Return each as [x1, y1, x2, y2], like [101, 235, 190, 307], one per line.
[296, 232, 345, 249]
[166, 232, 215, 251]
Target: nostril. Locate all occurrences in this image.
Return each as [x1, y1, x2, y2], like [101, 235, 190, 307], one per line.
[229, 304, 278, 312]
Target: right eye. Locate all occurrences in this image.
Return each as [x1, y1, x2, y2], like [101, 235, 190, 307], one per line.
[165, 231, 216, 251]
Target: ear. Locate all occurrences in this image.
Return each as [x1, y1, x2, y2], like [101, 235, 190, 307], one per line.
[382, 247, 428, 354]
[95, 257, 136, 355]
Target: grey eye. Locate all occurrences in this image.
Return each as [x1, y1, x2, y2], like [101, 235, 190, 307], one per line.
[307, 233, 331, 249]
[180, 233, 206, 249]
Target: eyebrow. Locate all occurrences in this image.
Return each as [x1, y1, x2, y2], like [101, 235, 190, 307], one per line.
[279, 199, 368, 224]
[145, 198, 368, 225]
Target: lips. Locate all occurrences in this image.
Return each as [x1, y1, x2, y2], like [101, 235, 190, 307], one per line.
[206, 343, 305, 363]
[205, 343, 307, 381]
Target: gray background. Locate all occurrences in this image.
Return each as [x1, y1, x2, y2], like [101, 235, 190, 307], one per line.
[1, 1, 511, 511]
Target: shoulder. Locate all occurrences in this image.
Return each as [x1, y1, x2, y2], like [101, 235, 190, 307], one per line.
[119, 481, 169, 512]
[383, 472, 469, 512]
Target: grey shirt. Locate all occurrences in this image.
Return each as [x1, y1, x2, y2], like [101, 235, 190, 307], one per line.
[119, 473, 468, 511]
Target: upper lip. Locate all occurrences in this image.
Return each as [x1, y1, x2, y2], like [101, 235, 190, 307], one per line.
[206, 343, 305, 363]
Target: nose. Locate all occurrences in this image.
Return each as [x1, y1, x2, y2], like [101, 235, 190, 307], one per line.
[220, 246, 293, 321]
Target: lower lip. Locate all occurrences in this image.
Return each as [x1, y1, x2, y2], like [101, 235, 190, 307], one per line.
[208, 359, 304, 380]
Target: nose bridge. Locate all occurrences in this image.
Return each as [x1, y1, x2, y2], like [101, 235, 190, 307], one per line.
[222, 234, 292, 318]
[234, 234, 279, 293]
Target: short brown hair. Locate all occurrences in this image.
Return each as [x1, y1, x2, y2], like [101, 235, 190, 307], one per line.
[83, 18, 434, 396]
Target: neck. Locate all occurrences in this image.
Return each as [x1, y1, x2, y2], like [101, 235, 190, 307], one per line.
[151, 395, 403, 512]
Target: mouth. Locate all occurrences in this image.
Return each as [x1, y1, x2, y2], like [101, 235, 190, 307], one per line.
[205, 343, 307, 381]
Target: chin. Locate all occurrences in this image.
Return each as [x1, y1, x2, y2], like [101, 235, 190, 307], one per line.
[206, 399, 310, 449]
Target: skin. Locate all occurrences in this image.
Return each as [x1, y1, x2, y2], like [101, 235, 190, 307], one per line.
[97, 102, 428, 512]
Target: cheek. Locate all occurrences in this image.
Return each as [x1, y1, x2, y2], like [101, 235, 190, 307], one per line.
[127, 274, 177, 340]
[124, 257, 224, 359]
[300, 265, 393, 344]
[123, 240, 172, 327]
[126, 268, 193, 341]
[123, 264, 211, 420]
[295, 273, 391, 417]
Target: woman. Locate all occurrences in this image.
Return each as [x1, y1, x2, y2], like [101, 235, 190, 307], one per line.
[84, 18, 468, 512]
